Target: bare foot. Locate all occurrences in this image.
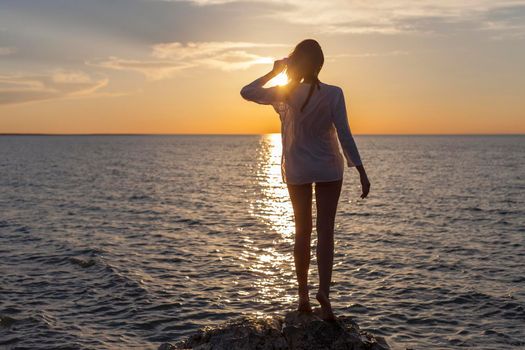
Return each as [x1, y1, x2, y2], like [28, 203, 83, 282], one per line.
[315, 291, 336, 321]
[298, 298, 312, 313]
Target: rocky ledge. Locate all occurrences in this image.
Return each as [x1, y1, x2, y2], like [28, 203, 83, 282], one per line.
[158, 310, 390, 350]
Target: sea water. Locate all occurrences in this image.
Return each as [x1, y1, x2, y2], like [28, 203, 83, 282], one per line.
[0, 135, 523, 349]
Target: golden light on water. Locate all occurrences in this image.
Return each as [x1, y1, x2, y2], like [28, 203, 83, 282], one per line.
[245, 133, 297, 306]
[254, 133, 295, 237]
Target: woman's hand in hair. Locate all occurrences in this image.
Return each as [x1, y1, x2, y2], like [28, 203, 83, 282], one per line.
[244, 58, 288, 89]
[272, 58, 288, 75]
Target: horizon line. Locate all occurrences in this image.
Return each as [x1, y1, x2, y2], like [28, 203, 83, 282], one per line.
[0, 133, 524, 137]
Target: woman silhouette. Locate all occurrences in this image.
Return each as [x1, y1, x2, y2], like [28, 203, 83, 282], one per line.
[240, 39, 370, 321]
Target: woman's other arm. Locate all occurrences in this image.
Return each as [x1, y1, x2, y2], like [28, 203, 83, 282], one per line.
[332, 87, 370, 198]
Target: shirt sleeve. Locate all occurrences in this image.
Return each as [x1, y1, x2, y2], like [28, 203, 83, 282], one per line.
[332, 87, 363, 167]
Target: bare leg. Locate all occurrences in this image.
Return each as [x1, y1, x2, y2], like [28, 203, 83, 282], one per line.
[287, 182, 313, 312]
[314, 179, 343, 321]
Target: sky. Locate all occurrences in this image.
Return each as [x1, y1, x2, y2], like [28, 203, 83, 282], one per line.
[0, 0, 524, 134]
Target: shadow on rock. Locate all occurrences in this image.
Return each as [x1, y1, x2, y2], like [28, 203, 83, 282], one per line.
[159, 310, 390, 350]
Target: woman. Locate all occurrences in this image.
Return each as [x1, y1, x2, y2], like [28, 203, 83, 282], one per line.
[240, 39, 370, 321]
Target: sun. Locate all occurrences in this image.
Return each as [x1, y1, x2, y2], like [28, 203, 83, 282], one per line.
[265, 71, 289, 87]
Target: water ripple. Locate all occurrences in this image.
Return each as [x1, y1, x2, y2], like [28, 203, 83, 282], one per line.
[0, 135, 524, 349]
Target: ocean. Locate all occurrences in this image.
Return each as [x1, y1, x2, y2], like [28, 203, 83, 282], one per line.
[0, 134, 523, 349]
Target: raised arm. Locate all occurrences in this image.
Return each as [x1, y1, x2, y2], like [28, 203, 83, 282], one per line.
[240, 58, 287, 105]
[332, 87, 370, 198]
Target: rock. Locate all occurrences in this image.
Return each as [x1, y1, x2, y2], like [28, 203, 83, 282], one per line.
[159, 310, 390, 350]
[70, 257, 96, 268]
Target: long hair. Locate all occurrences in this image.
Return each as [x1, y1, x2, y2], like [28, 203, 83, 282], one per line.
[285, 39, 324, 112]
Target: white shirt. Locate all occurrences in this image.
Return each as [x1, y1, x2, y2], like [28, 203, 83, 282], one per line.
[241, 78, 362, 185]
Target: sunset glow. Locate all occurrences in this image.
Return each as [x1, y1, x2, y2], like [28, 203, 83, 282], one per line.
[0, 1, 523, 134]
[266, 72, 290, 87]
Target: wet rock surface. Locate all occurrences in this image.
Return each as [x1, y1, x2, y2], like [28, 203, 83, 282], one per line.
[159, 310, 390, 350]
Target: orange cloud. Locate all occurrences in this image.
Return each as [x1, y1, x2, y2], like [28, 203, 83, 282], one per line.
[0, 70, 108, 105]
[91, 41, 286, 80]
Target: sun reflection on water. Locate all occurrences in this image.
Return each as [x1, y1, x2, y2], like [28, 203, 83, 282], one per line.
[253, 133, 295, 237]
[245, 133, 297, 306]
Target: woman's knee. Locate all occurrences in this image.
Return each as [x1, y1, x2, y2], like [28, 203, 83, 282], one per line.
[316, 223, 334, 238]
[296, 223, 313, 236]
[316, 216, 335, 232]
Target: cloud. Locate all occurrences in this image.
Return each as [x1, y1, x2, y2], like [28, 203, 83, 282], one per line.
[151, 41, 286, 59]
[480, 4, 525, 39]
[90, 56, 194, 80]
[325, 50, 410, 62]
[166, 0, 525, 35]
[0, 47, 16, 56]
[91, 41, 286, 80]
[0, 69, 108, 105]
